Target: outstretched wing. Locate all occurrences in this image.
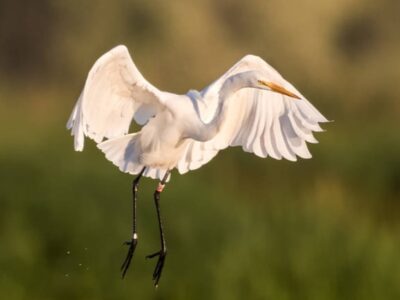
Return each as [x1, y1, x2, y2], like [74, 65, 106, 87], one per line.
[177, 55, 328, 174]
[67, 45, 165, 151]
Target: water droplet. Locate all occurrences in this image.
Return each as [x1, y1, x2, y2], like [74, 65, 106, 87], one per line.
[66, 251, 70, 255]
[65, 273, 69, 277]
[78, 263, 82, 267]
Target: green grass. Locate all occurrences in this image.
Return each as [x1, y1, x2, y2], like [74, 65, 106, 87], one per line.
[0, 101, 399, 299]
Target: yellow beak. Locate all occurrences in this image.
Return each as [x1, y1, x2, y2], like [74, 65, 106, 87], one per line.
[258, 80, 301, 100]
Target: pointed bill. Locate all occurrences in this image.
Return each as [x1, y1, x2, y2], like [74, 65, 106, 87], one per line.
[258, 80, 301, 99]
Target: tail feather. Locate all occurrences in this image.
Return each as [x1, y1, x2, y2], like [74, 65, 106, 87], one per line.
[97, 133, 142, 174]
[97, 133, 170, 181]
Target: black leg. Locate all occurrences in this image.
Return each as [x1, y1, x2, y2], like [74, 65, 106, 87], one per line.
[121, 167, 146, 278]
[146, 170, 170, 287]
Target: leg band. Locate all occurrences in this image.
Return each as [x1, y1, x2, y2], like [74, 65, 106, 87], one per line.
[156, 183, 165, 193]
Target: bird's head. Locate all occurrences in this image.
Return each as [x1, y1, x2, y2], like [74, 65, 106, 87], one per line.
[242, 70, 301, 99]
[222, 70, 302, 100]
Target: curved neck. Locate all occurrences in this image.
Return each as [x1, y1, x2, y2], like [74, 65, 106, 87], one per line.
[202, 72, 255, 136]
[220, 72, 254, 100]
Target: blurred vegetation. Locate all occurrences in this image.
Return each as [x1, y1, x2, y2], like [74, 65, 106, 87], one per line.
[0, 0, 399, 299]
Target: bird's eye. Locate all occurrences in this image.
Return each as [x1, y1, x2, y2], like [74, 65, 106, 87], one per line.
[258, 80, 267, 86]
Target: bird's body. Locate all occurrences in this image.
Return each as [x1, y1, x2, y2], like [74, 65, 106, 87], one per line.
[68, 45, 327, 180]
[67, 45, 328, 286]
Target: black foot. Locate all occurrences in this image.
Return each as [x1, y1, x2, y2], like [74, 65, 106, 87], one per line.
[146, 249, 167, 287]
[121, 236, 138, 278]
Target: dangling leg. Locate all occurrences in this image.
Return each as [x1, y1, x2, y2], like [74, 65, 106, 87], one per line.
[121, 167, 146, 278]
[146, 170, 170, 287]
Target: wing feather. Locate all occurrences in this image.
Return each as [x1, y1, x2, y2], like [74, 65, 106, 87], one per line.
[67, 45, 165, 151]
[176, 55, 328, 173]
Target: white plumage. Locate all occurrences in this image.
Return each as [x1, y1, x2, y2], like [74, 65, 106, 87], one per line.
[67, 45, 328, 181]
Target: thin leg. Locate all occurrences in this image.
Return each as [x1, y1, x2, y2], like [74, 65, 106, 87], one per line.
[146, 170, 170, 287]
[121, 167, 146, 278]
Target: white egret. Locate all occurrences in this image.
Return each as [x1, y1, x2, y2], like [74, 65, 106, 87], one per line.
[67, 45, 328, 286]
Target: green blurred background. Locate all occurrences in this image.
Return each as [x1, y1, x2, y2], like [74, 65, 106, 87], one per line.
[1, 0, 399, 299]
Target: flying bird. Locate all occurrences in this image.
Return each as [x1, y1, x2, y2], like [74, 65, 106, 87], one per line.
[67, 45, 328, 286]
